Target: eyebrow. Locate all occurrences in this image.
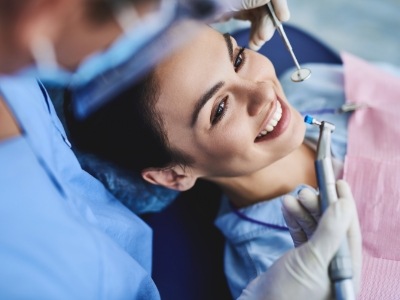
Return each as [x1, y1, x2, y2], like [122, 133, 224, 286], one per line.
[223, 32, 233, 62]
[190, 33, 232, 127]
[191, 81, 225, 127]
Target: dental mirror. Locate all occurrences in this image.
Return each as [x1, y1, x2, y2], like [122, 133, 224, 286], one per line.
[291, 67, 311, 82]
[266, 2, 311, 82]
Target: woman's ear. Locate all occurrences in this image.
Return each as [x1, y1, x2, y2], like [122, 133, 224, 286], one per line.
[141, 166, 198, 191]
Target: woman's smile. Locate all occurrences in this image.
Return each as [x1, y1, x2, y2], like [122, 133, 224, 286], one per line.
[255, 98, 291, 143]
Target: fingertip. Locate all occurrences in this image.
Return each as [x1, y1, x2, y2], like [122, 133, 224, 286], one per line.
[297, 188, 320, 219]
[259, 16, 275, 41]
[281, 194, 297, 208]
[297, 188, 317, 202]
[336, 180, 354, 200]
[336, 179, 347, 186]
[248, 40, 261, 51]
[336, 179, 351, 188]
[249, 17, 274, 51]
[277, 10, 290, 22]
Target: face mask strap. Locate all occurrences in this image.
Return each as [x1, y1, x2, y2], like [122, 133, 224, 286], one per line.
[113, 3, 140, 34]
[113, 0, 176, 35]
[29, 35, 58, 71]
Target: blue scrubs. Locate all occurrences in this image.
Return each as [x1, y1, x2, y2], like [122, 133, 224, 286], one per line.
[0, 76, 160, 299]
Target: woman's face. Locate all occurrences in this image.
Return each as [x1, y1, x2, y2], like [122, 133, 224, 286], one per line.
[155, 24, 306, 178]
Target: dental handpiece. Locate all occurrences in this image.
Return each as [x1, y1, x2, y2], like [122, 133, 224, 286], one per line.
[265, 3, 311, 82]
[304, 115, 355, 300]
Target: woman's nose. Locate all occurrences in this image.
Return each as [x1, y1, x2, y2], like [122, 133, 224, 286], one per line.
[242, 81, 275, 116]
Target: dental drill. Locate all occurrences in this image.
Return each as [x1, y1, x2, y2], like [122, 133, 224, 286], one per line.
[265, 3, 311, 82]
[304, 115, 355, 300]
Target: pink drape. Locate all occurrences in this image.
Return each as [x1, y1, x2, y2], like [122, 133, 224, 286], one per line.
[342, 52, 400, 299]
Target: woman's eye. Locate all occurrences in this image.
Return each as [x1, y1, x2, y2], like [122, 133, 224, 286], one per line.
[234, 47, 245, 72]
[212, 96, 228, 125]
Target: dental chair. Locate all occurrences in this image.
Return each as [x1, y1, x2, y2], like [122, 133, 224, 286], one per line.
[141, 24, 341, 300]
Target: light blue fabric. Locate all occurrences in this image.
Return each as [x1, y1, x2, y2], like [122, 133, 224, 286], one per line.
[74, 151, 180, 214]
[215, 63, 349, 299]
[281, 63, 350, 162]
[215, 186, 308, 299]
[0, 76, 160, 299]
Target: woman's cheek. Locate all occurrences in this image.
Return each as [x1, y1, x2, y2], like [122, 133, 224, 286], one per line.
[224, 126, 251, 152]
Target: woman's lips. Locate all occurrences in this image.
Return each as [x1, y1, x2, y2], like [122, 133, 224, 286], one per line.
[254, 99, 291, 142]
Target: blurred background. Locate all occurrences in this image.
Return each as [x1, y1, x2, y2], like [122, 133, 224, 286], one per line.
[216, 0, 400, 67]
[287, 0, 400, 66]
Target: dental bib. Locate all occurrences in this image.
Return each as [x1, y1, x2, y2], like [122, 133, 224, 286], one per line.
[342, 52, 400, 299]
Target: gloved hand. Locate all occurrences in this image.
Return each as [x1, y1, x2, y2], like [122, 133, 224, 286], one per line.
[237, 180, 362, 300]
[281, 186, 320, 247]
[218, 0, 290, 51]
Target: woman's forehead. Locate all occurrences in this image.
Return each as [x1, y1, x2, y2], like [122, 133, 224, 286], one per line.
[154, 25, 228, 125]
[157, 27, 225, 88]
[165, 24, 224, 60]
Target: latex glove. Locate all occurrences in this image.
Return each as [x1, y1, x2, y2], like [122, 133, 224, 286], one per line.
[281, 187, 321, 247]
[219, 0, 290, 51]
[238, 180, 362, 300]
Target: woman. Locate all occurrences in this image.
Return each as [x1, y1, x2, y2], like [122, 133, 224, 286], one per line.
[66, 21, 358, 298]
[68, 21, 315, 197]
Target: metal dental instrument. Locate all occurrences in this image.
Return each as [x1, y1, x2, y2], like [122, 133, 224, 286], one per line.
[304, 115, 355, 300]
[300, 102, 369, 116]
[266, 3, 311, 82]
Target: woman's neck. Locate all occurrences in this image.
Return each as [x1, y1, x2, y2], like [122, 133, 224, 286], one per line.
[209, 143, 317, 208]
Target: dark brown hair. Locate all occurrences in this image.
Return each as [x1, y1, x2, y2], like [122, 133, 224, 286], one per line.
[65, 71, 193, 173]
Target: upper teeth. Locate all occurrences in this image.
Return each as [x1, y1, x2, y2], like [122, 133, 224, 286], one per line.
[257, 101, 282, 138]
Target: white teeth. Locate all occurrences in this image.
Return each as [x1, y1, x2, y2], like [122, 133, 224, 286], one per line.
[266, 124, 274, 132]
[257, 101, 283, 139]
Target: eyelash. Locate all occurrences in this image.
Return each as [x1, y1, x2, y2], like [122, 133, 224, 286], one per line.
[211, 95, 228, 125]
[211, 46, 246, 125]
[234, 47, 246, 72]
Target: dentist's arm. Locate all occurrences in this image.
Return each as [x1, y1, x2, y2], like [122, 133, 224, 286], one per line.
[219, 0, 290, 51]
[238, 180, 362, 300]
